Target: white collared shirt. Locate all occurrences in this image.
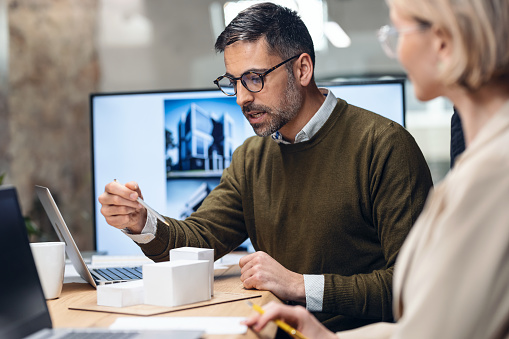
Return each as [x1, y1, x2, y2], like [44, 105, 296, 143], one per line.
[271, 88, 337, 144]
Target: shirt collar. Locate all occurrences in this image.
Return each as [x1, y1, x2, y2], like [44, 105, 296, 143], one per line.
[271, 88, 337, 144]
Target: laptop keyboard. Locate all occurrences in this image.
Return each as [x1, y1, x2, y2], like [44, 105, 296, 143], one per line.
[91, 266, 142, 281]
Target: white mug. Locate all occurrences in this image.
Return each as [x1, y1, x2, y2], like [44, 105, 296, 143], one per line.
[30, 242, 65, 299]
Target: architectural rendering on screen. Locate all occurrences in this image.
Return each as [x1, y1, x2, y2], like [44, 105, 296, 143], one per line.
[167, 102, 235, 175]
[164, 97, 253, 219]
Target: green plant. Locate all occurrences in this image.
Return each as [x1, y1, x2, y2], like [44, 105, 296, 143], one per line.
[0, 172, 41, 237]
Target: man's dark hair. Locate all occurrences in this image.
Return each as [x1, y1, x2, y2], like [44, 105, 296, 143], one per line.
[214, 2, 315, 70]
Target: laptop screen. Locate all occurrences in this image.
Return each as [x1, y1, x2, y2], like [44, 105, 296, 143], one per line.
[0, 187, 52, 339]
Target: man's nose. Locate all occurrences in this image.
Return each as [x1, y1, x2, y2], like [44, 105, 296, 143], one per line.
[236, 82, 254, 107]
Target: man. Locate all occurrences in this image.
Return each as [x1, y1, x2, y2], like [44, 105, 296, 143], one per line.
[99, 2, 433, 332]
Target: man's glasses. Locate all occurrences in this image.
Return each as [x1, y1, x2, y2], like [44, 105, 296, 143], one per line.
[377, 23, 431, 59]
[214, 54, 300, 96]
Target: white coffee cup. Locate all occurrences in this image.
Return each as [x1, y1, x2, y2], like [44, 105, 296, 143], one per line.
[29, 242, 65, 299]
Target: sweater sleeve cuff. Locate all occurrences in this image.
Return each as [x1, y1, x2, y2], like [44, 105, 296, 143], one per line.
[121, 212, 157, 244]
[137, 217, 172, 262]
[304, 274, 324, 312]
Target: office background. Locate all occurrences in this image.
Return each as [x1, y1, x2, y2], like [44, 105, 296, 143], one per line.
[0, 0, 453, 251]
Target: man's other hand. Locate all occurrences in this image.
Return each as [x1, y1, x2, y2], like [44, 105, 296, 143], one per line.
[239, 251, 305, 303]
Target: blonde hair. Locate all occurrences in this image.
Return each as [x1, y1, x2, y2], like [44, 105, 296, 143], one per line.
[388, 0, 509, 90]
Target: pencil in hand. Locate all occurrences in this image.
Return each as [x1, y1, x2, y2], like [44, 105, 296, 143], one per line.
[246, 301, 309, 339]
[114, 179, 169, 226]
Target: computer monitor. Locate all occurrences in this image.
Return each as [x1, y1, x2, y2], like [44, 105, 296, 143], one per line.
[0, 187, 53, 338]
[91, 79, 405, 255]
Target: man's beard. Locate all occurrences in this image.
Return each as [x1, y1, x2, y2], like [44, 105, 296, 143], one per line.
[242, 75, 303, 137]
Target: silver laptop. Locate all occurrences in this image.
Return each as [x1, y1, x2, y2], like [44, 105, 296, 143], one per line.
[35, 185, 145, 288]
[0, 186, 203, 339]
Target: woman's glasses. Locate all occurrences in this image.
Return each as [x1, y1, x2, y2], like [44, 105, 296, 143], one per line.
[377, 23, 431, 59]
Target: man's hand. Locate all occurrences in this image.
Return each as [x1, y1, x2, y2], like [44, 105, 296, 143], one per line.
[239, 251, 305, 303]
[243, 302, 337, 339]
[98, 180, 147, 234]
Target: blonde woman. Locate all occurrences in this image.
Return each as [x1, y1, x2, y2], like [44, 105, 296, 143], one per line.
[245, 0, 509, 338]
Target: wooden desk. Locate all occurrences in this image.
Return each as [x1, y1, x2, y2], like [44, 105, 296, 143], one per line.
[47, 266, 280, 338]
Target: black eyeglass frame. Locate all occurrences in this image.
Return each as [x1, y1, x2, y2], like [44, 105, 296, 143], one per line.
[213, 54, 300, 96]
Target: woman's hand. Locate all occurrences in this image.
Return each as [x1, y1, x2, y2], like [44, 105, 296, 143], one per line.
[243, 302, 337, 339]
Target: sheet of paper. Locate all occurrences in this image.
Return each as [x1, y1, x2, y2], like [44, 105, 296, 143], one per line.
[217, 253, 247, 265]
[63, 264, 87, 284]
[109, 316, 247, 335]
[90, 255, 154, 268]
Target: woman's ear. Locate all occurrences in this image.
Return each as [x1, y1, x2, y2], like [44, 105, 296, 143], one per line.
[433, 26, 453, 63]
[294, 53, 314, 87]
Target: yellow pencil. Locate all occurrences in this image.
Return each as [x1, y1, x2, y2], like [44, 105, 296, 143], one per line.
[246, 301, 309, 339]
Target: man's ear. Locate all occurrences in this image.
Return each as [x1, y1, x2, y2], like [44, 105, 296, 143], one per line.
[294, 53, 314, 87]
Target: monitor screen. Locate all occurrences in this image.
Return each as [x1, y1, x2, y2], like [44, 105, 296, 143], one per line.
[91, 79, 405, 255]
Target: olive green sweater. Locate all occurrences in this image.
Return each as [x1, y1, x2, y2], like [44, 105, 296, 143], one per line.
[139, 99, 433, 332]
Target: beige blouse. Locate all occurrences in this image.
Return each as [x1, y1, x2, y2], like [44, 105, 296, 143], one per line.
[338, 100, 509, 339]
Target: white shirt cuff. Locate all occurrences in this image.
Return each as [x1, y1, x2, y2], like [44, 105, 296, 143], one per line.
[121, 212, 157, 244]
[304, 274, 324, 312]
